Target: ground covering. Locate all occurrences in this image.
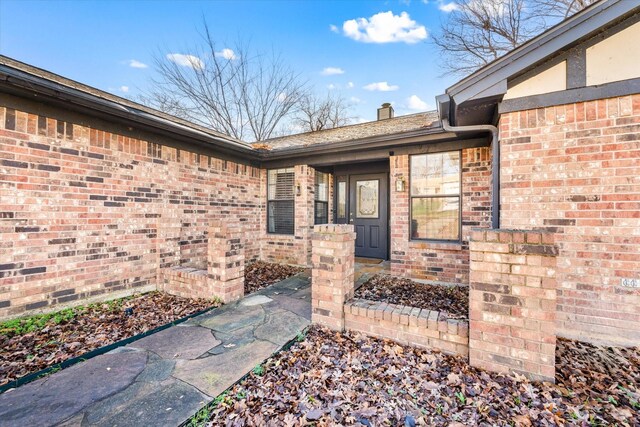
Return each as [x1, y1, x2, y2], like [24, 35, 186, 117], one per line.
[354, 275, 468, 319]
[194, 326, 639, 426]
[0, 292, 217, 386]
[244, 261, 304, 295]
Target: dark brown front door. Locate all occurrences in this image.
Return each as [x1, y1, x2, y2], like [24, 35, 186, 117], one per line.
[349, 173, 388, 259]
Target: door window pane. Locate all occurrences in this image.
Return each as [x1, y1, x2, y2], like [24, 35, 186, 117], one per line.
[356, 180, 379, 219]
[314, 171, 330, 224]
[337, 180, 347, 219]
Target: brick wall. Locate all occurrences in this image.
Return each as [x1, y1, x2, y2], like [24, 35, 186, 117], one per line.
[500, 94, 640, 346]
[0, 102, 262, 318]
[390, 147, 492, 283]
[311, 224, 356, 331]
[469, 229, 558, 382]
[344, 298, 469, 357]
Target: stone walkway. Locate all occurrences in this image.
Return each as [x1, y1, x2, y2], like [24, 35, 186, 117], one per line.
[0, 274, 311, 427]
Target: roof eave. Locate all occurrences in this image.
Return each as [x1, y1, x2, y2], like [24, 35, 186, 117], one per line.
[442, 0, 639, 125]
[0, 63, 260, 161]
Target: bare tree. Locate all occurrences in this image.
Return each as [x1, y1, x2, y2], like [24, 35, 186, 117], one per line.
[536, 0, 597, 19]
[293, 93, 354, 132]
[143, 22, 307, 141]
[434, 0, 592, 76]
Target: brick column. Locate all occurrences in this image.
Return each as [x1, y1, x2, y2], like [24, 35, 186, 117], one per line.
[469, 229, 558, 382]
[311, 224, 356, 331]
[207, 222, 245, 303]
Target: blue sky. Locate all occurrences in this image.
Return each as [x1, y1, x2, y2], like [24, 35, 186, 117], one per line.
[0, 0, 460, 123]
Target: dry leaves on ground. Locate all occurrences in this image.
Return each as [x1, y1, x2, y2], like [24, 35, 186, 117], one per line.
[203, 326, 639, 427]
[244, 261, 304, 294]
[354, 275, 469, 319]
[0, 292, 217, 386]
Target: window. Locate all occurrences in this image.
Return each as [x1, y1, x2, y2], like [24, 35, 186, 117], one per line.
[268, 168, 295, 234]
[336, 178, 347, 221]
[410, 151, 461, 241]
[314, 171, 329, 224]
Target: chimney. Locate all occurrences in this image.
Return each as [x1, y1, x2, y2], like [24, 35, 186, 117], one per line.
[377, 103, 394, 120]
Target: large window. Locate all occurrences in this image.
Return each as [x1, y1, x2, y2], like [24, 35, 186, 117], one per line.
[410, 151, 461, 241]
[268, 168, 295, 234]
[314, 171, 329, 224]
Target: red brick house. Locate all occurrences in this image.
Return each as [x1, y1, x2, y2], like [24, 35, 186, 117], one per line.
[0, 0, 638, 347]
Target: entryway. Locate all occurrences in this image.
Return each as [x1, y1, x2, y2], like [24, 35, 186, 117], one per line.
[334, 162, 389, 260]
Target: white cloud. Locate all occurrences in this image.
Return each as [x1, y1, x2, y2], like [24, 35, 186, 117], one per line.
[215, 48, 237, 60]
[438, 1, 459, 12]
[349, 96, 362, 104]
[120, 86, 129, 93]
[329, 24, 339, 33]
[327, 83, 337, 90]
[321, 67, 345, 76]
[166, 53, 204, 70]
[363, 81, 399, 91]
[347, 81, 354, 89]
[342, 11, 427, 44]
[277, 92, 288, 102]
[127, 59, 148, 69]
[406, 95, 430, 110]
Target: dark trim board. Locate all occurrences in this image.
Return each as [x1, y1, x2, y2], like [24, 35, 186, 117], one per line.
[499, 78, 640, 114]
[262, 137, 491, 169]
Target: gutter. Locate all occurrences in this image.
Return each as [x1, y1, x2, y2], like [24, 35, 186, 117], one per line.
[442, 118, 500, 229]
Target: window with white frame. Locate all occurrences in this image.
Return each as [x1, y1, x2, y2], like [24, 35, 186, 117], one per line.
[410, 151, 461, 241]
[267, 168, 295, 234]
[314, 171, 329, 224]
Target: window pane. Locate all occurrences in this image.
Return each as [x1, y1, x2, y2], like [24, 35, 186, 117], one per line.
[268, 168, 294, 200]
[315, 172, 329, 202]
[411, 152, 460, 196]
[268, 200, 294, 234]
[356, 180, 379, 219]
[268, 168, 295, 234]
[411, 197, 459, 240]
[337, 181, 346, 219]
[314, 201, 328, 224]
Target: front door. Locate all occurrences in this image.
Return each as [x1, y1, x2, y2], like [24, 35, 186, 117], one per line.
[349, 173, 388, 259]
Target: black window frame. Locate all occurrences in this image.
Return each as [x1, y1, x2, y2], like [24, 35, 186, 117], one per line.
[314, 171, 330, 225]
[267, 168, 295, 235]
[409, 150, 462, 243]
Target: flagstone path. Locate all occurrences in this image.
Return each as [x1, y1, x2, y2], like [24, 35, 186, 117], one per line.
[0, 274, 311, 427]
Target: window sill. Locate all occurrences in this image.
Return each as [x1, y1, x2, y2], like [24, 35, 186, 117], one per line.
[408, 240, 464, 251]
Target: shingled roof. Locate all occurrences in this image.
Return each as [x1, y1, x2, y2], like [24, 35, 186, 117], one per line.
[258, 111, 440, 149]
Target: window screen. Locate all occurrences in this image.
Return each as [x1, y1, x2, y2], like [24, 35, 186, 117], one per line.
[410, 151, 461, 241]
[314, 171, 329, 225]
[268, 168, 295, 234]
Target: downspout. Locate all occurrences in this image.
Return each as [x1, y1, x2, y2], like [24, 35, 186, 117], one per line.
[441, 118, 500, 229]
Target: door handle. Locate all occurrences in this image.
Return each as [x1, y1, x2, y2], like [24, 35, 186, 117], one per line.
[349, 212, 354, 223]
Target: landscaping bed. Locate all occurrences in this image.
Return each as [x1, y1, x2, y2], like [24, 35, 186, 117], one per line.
[354, 275, 468, 319]
[244, 261, 304, 294]
[195, 326, 639, 426]
[0, 291, 218, 387]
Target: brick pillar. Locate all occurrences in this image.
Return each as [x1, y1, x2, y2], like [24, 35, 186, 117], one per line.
[311, 224, 356, 331]
[207, 222, 245, 303]
[469, 229, 558, 382]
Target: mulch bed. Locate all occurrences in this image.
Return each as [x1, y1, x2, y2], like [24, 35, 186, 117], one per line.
[244, 261, 304, 294]
[200, 326, 639, 426]
[354, 275, 469, 319]
[0, 291, 217, 387]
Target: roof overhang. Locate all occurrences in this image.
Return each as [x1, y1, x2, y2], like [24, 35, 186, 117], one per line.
[438, 0, 640, 126]
[1, 57, 491, 168]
